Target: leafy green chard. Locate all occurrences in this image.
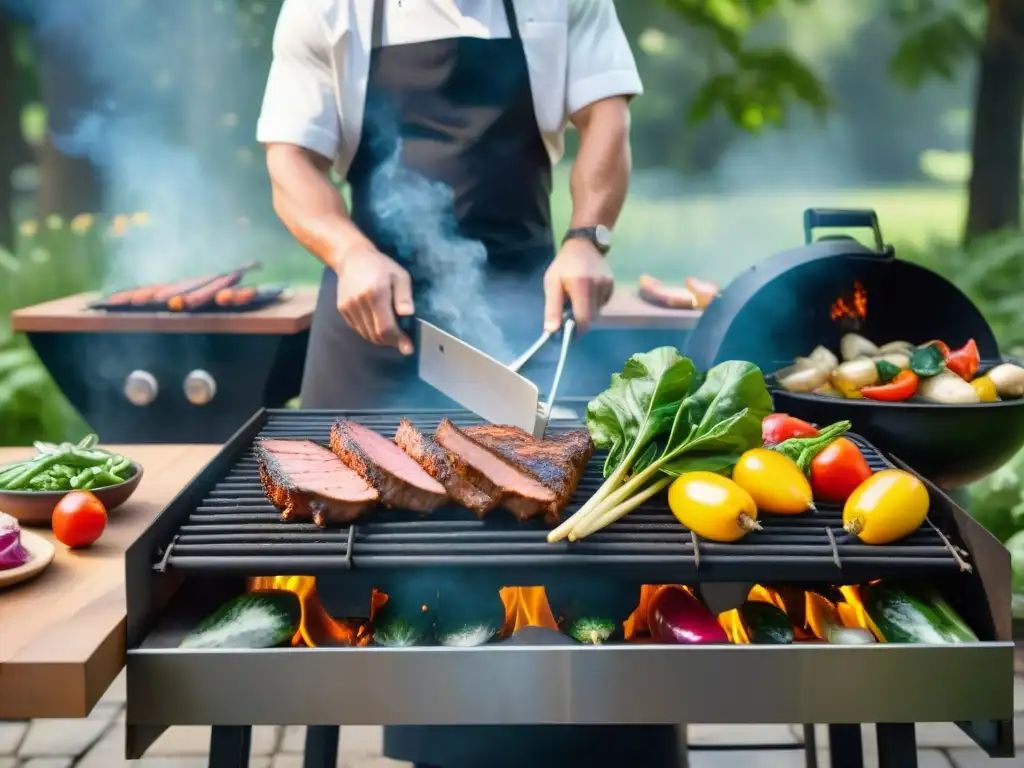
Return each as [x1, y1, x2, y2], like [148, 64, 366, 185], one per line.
[556, 359, 773, 540]
[549, 348, 697, 541]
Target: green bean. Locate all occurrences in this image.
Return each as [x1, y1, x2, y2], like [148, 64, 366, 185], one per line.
[34, 441, 60, 454]
[77, 434, 99, 450]
[0, 463, 30, 487]
[69, 468, 94, 489]
[95, 471, 123, 486]
[79, 477, 96, 490]
[109, 459, 132, 476]
[52, 464, 76, 478]
[5, 455, 62, 490]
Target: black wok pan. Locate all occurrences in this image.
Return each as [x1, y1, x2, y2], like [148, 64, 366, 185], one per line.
[772, 365, 1024, 488]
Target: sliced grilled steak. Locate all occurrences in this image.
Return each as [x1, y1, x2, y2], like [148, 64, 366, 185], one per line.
[463, 425, 593, 511]
[394, 418, 496, 517]
[330, 420, 447, 512]
[255, 438, 378, 527]
[434, 418, 557, 522]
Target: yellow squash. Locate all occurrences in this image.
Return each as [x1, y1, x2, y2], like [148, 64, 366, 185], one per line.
[731, 448, 814, 515]
[970, 375, 998, 403]
[667, 472, 760, 543]
[842, 469, 929, 544]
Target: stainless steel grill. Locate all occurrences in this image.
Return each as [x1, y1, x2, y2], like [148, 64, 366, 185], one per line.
[155, 410, 964, 582]
[125, 408, 1017, 768]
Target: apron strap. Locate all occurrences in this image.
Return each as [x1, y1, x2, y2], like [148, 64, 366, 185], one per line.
[371, 0, 523, 50]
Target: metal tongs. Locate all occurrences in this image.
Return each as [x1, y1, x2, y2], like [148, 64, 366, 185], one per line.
[510, 310, 576, 438]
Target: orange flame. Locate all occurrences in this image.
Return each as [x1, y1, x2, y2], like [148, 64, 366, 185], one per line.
[830, 281, 868, 326]
[837, 585, 884, 640]
[499, 587, 559, 634]
[248, 576, 379, 647]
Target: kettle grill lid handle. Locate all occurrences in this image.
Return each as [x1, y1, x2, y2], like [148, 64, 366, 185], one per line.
[803, 208, 886, 254]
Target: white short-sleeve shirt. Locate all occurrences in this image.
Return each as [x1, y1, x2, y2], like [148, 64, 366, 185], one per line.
[256, 0, 643, 177]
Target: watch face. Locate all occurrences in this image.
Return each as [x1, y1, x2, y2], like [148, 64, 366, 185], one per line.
[594, 225, 612, 248]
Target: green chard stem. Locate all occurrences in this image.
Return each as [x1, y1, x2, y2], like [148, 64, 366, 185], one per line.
[549, 439, 653, 542]
[573, 476, 673, 539]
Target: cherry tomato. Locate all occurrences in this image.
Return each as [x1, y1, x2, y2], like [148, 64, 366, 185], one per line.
[52, 491, 108, 548]
[809, 438, 874, 504]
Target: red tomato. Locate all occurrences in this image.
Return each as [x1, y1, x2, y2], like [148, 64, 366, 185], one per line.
[809, 438, 873, 504]
[52, 491, 108, 548]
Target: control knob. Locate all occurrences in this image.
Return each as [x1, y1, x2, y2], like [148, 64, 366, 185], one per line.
[183, 369, 217, 405]
[124, 370, 159, 406]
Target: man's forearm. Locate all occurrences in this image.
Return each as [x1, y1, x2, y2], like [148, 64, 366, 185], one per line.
[266, 144, 372, 271]
[567, 97, 632, 230]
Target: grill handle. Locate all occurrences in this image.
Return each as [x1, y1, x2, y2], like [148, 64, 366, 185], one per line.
[803, 208, 889, 255]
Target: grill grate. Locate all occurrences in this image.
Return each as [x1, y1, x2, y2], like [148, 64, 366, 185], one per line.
[159, 409, 967, 582]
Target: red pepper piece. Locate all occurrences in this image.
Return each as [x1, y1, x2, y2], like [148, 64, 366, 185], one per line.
[809, 437, 873, 504]
[762, 414, 819, 446]
[945, 339, 980, 381]
[861, 369, 919, 402]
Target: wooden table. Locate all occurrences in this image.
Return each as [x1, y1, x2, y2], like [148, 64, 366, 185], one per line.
[0, 444, 219, 719]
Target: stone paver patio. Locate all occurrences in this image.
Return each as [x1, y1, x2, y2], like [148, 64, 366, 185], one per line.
[1, 672, 1022, 766]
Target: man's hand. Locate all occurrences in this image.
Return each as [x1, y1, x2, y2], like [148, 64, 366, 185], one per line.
[543, 238, 614, 332]
[334, 244, 416, 355]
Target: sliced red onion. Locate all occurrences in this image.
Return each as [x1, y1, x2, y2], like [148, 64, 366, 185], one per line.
[0, 512, 30, 570]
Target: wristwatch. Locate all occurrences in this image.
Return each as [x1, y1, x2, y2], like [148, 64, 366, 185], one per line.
[563, 225, 612, 254]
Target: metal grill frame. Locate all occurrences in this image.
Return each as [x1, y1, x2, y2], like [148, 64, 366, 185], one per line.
[150, 409, 968, 586]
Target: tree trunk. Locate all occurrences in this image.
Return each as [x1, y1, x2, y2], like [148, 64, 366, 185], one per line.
[35, 31, 103, 218]
[0, 19, 20, 249]
[964, 0, 1024, 242]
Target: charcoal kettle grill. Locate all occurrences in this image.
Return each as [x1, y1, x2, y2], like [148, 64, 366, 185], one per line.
[686, 208, 1024, 488]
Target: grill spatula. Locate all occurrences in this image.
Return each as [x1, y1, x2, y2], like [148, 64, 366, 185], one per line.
[403, 313, 575, 438]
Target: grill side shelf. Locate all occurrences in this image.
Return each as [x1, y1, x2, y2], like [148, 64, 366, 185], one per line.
[160, 410, 970, 583]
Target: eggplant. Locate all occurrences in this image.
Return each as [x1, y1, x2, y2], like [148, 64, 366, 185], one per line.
[544, 577, 640, 644]
[647, 586, 729, 644]
[180, 591, 301, 649]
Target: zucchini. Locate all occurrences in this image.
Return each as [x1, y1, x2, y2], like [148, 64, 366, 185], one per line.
[372, 587, 436, 647]
[738, 601, 794, 644]
[544, 577, 640, 645]
[435, 583, 505, 647]
[865, 585, 973, 644]
[180, 591, 301, 649]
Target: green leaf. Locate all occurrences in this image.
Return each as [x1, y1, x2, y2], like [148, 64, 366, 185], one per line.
[586, 347, 698, 477]
[659, 360, 774, 475]
[889, 13, 980, 87]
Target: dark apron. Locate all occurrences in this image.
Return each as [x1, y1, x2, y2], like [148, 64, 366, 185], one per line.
[300, 0, 679, 764]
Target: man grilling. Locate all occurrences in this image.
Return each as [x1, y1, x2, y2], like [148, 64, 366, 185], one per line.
[259, 0, 677, 765]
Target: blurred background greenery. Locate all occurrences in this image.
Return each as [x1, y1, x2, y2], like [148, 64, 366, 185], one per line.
[1, 0, 1024, 545]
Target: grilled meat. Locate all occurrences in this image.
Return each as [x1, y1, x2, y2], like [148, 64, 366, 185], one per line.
[215, 286, 258, 307]
[330, 420, 447, 512]
[152, 275, 218, 303]
[170, 273, 243, 311]
[463, 425, 593, 511]
[434, 419, 558, 523]
[255, 438, 378, 527]
[394, 418, 496, 516]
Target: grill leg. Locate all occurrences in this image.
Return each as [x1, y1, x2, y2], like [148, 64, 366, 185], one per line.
[827, 724, 863, 768]
[303, 726, 340, 768]
[803, 724, 818, 768]
[876, 723, 917, 768]
[208, 725, 252, 768]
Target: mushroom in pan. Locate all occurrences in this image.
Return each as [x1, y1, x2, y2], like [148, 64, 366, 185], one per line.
[878, 340, 914, 355]
[831, 358, 879, 396]
[986, 363, 1024, 398]
[777, 359, 831, 393]
[841, 333, 880, 361]
[917, 371, 982, 404]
